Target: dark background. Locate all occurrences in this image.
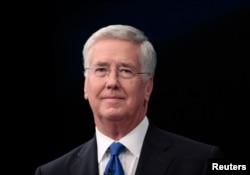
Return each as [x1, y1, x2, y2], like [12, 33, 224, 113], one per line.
[29, 0, 249, 174]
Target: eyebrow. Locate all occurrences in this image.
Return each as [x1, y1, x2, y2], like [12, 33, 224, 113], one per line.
[93, 62, 136, 69]
[118, 63, 135, 69]
[94, 62, 109, 67]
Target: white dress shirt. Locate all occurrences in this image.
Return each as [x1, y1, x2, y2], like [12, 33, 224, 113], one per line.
[96, 116, 149, 175]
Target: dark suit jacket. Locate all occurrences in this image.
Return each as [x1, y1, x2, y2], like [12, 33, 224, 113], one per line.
[35, 122, 224, 175]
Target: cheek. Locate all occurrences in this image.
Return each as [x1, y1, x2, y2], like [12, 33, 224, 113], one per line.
[84, 79, 94, 99]
[128, 84, 146, 102]
[85, 79, 102, 98]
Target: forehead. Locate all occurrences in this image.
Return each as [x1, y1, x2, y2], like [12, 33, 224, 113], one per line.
[89, 38, 141, 66]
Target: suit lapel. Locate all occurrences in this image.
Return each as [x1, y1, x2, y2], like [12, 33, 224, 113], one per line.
[70, 136, 99, 175]
[68, 123, 173, 175]
[135, 123, 174, 175]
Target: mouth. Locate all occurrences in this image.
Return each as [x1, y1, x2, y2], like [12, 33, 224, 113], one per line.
[101, 96, 125, 104]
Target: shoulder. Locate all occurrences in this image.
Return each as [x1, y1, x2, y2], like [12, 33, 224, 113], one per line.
[35, 137, 96, 175]
[146, 123, 224, 158]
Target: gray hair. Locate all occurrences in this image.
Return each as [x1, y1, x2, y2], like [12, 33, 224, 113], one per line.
[82, 24, 157, 79]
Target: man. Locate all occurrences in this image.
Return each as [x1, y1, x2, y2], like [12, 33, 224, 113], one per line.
[35, 24, 224, 175]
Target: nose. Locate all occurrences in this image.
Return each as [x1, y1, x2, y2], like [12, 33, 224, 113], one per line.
[106, 69, 120, 89]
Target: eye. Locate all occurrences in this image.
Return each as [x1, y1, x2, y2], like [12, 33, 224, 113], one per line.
[119, 68, 133, 75]
[95, 67, 107, 73]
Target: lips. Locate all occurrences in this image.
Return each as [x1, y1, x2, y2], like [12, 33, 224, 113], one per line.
[101, 95, 125, 103]
[101, 96, 125, 100]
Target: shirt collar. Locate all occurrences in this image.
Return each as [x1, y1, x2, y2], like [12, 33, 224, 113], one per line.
[96, 116, 149, 162]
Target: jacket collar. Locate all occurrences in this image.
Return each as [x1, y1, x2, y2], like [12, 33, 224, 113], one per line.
[69, 122, 173, 175]
[70, 136, 99, 175]
[135, 123, 173, 175]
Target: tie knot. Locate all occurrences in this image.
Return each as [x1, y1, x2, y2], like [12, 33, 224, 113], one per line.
[109, 142, 125, 156]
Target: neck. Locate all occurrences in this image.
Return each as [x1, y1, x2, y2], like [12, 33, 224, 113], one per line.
[95, 115, 145, 140]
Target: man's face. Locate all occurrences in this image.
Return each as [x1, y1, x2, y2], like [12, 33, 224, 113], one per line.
[84, 38, 153, 124]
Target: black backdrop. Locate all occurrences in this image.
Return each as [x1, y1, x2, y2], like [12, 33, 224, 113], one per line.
[29, 0, 249, 174]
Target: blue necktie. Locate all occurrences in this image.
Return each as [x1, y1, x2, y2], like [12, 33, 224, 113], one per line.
[104, 142, 125, 175]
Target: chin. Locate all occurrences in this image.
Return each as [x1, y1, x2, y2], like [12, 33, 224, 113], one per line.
[103, 112, 126, 121]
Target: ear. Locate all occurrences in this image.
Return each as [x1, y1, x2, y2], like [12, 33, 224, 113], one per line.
[84, 79, 88, 100]
[144, 77, 154, 102]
